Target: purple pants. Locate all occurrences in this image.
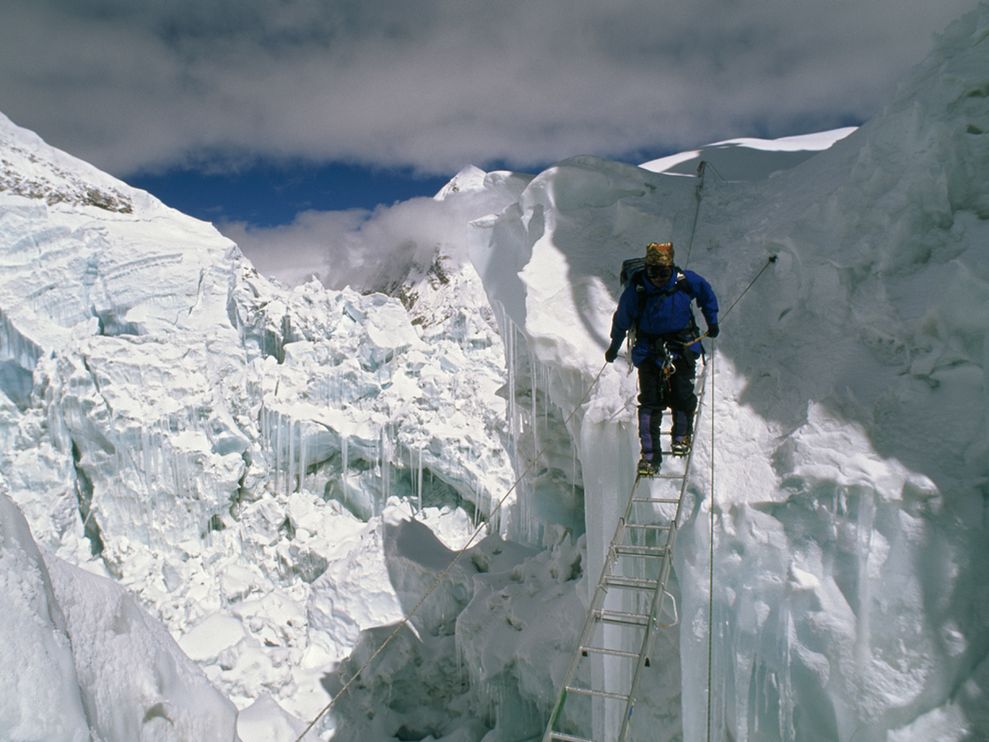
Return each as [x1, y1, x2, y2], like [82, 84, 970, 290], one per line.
[637, 350, 697, 462]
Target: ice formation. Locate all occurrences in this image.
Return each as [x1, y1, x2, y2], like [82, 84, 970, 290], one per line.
[468, 6, 989, 740]
[0, 106, 527, 736]
[1, 4, 988, 742]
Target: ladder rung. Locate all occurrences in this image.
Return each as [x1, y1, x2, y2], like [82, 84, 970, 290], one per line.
[623, 523, 671, 531]
[565, 685, 630, 702]
[580, 645, 639, 659]
[549, 733, 594, 742]
[595, 609, 651, 626]
[613, 544, 670, 558]
[604, 575, 660, 590]
[631, 497, 680, 504]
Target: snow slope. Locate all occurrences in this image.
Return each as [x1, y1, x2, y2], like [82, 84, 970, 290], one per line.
[1, 487, 238, 741]
[640, 127, 857, 180]
[469, 5, 989, 740]
[2, 4, 988, 742]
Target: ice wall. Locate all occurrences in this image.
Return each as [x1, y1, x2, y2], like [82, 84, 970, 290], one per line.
[0, 488, 239, 741]
[469, 5, 989, 739]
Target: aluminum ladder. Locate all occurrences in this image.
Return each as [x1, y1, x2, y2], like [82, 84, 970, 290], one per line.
[543, 366, 707, 742]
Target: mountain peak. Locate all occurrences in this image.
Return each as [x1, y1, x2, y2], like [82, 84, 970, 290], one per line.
[0, 112, 142, 214]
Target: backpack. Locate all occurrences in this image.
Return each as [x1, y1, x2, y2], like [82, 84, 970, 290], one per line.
[619, 257, 647, 289]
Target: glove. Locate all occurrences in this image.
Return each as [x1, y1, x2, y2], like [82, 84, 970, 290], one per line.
[707, 323, 720, 338]
[605, 342, 621, 363]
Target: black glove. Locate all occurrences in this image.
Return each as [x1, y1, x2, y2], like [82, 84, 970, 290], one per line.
[605, 342, 621, 363]
[707, 323, 720, 338]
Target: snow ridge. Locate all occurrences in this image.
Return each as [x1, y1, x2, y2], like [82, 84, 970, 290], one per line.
[0, 112, 134, 213]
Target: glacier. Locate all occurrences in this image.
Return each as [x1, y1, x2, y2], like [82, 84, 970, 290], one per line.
[1, 4, 988, 742]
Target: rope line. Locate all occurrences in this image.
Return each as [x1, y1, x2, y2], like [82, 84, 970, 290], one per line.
[698, 255, 776, 741]
[683, 160, 707, 267]
[720, 255, 778, 321]
[672, 254, 777, 349]
[295, 362, 610, 741]
[706, 345, 716, 742]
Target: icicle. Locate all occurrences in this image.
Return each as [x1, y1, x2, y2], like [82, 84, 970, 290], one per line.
[340, 434, 349, 507]
[543, 364, 550, 431]
[529, 349, 539, 460]
[260, 402, 267, 451]
[572, 442, 577, 503]
[299, 424, 308, 494]
[417, 447, 424, 513]
[341, 435, 349, 479]
[155, 419, 164, 484]
[379, 426, 391, 514]
[384, 427, 391, 512]
[288, 417, 296, 497]
[141, 423, 150, 493]
[170, 451, 181, 503]
[855, 489, 876, 666]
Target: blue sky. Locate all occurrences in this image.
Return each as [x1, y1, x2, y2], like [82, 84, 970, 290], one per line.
[129, 162, 452, 227]
[0, 0, 978, 269]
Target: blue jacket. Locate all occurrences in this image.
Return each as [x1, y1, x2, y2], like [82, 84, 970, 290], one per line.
[609, 268, 719, 367]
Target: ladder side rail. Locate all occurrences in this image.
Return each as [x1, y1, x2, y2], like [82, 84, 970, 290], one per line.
[669, 361, 709, 529]
[544, 562, 617, 739]
[544, 476, 644, 741]
[616, 536, 678, 742]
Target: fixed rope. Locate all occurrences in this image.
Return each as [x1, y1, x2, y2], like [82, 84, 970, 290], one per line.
[721, 255, 777, 320]
[678, 253, 779, 348]
[295, 362, 610, 741]
[706, 345, 716, 742]
[682, 160, 707, 268]
[700, 254, 777, 742]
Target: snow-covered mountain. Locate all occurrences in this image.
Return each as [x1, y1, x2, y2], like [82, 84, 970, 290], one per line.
[2, 4, 988, 742]
[0, 110, 532, 737]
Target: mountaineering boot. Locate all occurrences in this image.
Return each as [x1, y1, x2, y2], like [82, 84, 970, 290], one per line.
[671, 435, 691, 457]
[637, 457, 659, 477]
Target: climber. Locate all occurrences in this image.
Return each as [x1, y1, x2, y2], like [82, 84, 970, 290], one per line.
[604, 241, 719, 477]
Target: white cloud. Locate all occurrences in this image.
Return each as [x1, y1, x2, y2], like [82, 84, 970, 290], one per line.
[223, 208, 371, 289]
[0, 0, 980, 177]
[226, 175, 524, 290]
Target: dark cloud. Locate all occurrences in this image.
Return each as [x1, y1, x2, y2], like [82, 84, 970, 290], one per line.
[0, 0, 979, 177]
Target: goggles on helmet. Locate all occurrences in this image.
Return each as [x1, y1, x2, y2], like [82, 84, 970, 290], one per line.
[646, 264, 672, 281]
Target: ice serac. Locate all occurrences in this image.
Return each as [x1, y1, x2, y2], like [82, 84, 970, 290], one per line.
[0, 489, 88, 741]
[0, 106, 528, 728]
[1, 488, 239, 741]
[470, 5, 989, 741]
